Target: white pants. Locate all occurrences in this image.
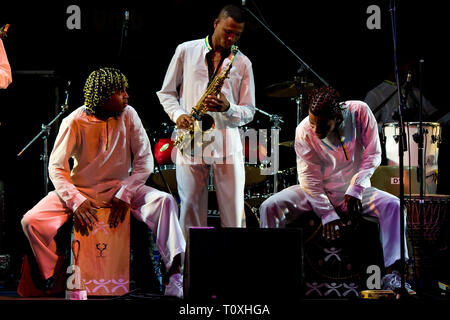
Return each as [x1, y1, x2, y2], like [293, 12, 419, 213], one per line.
[176, 151, 246, 239]
[259, 185, 408, 268]
[21, 186, 186, 280]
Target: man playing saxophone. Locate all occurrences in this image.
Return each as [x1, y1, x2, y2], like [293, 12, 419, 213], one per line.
[157, 4, 256, 239]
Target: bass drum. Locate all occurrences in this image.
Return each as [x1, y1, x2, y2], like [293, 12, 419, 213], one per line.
[382, 122, 441, 194]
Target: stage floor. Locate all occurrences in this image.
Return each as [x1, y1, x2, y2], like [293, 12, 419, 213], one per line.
[1, 288, 449, 319]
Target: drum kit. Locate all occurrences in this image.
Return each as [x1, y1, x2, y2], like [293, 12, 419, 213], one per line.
[148, 77, 315, 224]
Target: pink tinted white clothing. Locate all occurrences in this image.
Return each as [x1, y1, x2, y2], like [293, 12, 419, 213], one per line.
[48, 105, 153, 212]
[22, 105, 185, 279]
[0, 39, 12, 89]
[156, 36, 255, 236]
[156, 36, 256, 160]
[259, 101, 408, 268]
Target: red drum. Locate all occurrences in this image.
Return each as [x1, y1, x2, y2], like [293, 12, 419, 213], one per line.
[405, 194, 450, 288]
[154, 138, 176, 166]
[151, 138, 177, 193]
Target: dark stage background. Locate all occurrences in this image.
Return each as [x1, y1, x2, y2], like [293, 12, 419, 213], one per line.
[0, 0, 449, 281]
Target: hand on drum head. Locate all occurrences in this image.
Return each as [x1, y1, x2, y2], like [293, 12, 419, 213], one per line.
[322, 219, 346, 241]
[107, 197, 130, 228]
[73, 200, 101, 236]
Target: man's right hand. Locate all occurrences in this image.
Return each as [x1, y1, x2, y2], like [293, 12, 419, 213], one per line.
[322, 219, 346, 241]
[176, 114, 193, 129]
[73, 199, 100, 235]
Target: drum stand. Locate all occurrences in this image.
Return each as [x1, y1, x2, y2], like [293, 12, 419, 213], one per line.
[411, 60, 426, 292]
[255, 107, 282, 194]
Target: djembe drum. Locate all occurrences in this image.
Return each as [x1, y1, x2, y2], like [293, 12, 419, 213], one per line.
[405, 194, 450, 289]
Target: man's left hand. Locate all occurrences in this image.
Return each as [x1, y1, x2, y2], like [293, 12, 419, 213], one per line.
[108, 197, 130, 228]
[205, 93, 230, 112]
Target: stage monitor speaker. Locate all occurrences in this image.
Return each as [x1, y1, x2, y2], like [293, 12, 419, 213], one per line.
[370, 165, 420, 196]
[185, 227, 304, 302]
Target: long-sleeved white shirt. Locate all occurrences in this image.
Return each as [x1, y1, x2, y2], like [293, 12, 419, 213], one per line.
[156, 36, 256, 160]
[295, 101, 381, 225]
[0, 39, 12, 89]
[49, 105, 153, 212]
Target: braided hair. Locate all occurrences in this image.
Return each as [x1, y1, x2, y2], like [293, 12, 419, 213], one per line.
[83, 67, 128, 114]
[308, 86, 342, 120]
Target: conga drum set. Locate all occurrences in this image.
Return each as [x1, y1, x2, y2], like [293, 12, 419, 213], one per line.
[380, 120, 450, 290]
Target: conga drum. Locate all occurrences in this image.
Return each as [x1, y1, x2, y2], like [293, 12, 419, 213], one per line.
[383, 122, 441, 194]
[405, 194, 450, 289]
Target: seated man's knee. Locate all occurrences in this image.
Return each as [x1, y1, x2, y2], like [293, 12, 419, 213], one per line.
[21, 211, 35, 234]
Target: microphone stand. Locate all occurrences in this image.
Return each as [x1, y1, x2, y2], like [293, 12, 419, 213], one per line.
[17, 83, 71, 196]
[389, 0, 409, 299]
[411, 59, 425, 291]
[118, 9, 129, 61]
[243, 4, 329, 126]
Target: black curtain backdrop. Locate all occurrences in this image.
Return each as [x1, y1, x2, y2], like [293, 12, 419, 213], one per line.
[0, 0, 448, 273]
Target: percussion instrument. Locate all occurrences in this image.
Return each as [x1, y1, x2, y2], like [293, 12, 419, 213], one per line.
[265, 78, 314, 98]
[405, 194, 450, 288]
[151, 137, 177, 193]
[72, 208, 130, 296]
[382, 122, 441, 194]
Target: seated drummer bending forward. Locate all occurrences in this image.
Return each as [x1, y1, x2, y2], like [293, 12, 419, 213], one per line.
[21, 68, 186, 298]
[259, 86, 411, 292]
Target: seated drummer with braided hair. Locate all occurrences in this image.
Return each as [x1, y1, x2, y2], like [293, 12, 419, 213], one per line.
[21, 67, 186, 298]
[259, 86, 412, 293]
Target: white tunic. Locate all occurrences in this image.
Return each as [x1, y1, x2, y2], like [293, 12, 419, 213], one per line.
[156, 37, 256, 161]
[49, 105, 153, 211]
[295, 101, 381, 225]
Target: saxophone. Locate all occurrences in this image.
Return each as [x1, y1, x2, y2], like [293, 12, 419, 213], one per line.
[174, 46, 238, 153]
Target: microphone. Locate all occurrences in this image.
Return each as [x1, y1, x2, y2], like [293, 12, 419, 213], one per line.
[123, 10, 129, 37]
[63, 81, 71, 111]
[242, 0, 246, 6]
[124, 10, 129, 25]
[402, 70, 412, 108]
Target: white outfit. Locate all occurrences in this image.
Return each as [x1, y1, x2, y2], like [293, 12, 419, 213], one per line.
[21, 105, 185, 279]
[156, 36, 256, 237]
[259, 101, 408, 268]
[0, 39, 12, 89]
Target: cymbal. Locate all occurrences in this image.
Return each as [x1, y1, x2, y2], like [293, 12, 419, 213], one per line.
[279, 140, 294, 147]
[265, 80, 314, 98]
